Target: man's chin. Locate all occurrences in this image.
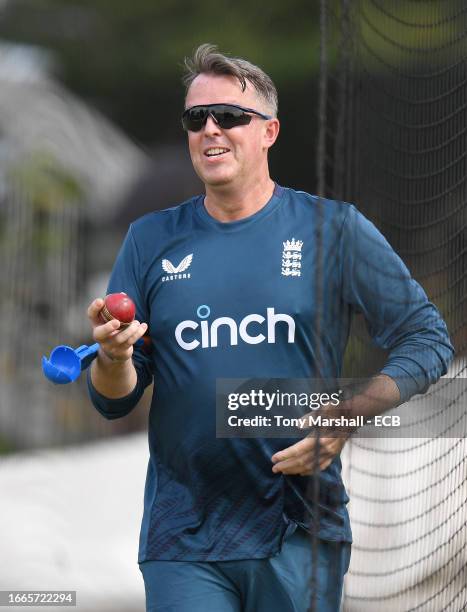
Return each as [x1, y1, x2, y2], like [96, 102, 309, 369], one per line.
[200, 172, 235, 188]
[192, 161, 235, 186]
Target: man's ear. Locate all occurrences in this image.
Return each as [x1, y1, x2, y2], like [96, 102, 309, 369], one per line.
[263, 118, 280, 150]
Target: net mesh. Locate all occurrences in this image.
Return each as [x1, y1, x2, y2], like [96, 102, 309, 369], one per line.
[317, 1, 467, 610]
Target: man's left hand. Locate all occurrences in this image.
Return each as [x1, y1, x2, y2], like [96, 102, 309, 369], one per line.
[271, 434, 349, 476]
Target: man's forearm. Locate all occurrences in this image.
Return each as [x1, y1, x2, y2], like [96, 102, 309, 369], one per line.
[344, 374, 401, 421]
[315, 374, 401, 437]
[90, 350, 138, 399]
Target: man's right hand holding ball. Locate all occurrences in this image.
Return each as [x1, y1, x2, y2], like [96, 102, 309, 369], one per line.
[87, 297, 148, 399]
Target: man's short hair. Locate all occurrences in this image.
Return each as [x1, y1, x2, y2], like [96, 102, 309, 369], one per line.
[182, 43, 278, 117]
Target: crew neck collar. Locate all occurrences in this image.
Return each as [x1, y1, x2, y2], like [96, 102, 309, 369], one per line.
[195, 183, 285, 232]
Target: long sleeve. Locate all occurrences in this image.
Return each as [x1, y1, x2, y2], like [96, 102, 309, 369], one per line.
[340, 205, 454, 403]
[87, 225, 154, 419]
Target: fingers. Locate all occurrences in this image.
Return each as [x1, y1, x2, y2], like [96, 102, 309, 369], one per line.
[272, 437, 346, 475]
[87, 298, 105, 326]
[93, 318, 141, 342]
[272, 437, 317, 475]
[271, 437, 311, 464]
[93, 319, 120, 342]
[113, 320, 148, 346]
[96, 320, 148, 362]
[272, 453, 319, 476]
[87, 296, 148, 363]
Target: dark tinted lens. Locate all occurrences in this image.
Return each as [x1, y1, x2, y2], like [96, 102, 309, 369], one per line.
[182, 107, 209, 132]
[213, 106, 252, 128]
[182, 105, 253, 131]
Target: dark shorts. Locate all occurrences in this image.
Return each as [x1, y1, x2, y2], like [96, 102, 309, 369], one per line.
[139, 527, 351, 612]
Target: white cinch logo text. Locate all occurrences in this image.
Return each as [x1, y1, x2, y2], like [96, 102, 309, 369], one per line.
[175, 306, 296, 351]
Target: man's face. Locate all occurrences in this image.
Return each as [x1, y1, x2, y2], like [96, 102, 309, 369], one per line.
[184, 73, 278, 189]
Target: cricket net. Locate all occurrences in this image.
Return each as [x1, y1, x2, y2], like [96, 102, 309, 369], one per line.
[317, 1, 467, 610]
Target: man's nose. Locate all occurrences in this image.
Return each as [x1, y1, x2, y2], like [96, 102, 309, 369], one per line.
[204, 114, 221, 135]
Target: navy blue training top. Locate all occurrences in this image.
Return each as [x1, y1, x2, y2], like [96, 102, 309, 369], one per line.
[88, 185, 453, 562]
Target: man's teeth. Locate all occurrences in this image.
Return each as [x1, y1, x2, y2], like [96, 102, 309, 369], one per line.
[206, 148, 229, 157]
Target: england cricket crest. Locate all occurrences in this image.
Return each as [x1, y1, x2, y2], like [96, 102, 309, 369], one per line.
[281, 238, 303, 277]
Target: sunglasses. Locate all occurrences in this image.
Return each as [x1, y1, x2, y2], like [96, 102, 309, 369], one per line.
[182, 103, 272, 132]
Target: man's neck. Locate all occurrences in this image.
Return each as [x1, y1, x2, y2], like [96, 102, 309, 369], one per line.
[203, 177, 276, 223]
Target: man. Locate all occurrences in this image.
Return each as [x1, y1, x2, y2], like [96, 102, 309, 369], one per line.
[87, 44, 454, 611]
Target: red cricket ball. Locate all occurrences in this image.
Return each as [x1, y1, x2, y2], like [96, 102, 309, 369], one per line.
[99, 292, 136, 328]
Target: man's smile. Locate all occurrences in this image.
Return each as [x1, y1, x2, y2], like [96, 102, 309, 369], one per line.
[204, 147, 231, 158]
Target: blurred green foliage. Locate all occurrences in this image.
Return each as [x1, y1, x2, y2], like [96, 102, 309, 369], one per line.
[0, 434, 16, 454]
[6, 151, 83, 260]
[9, 151, 84, 212]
